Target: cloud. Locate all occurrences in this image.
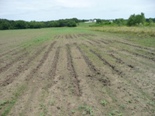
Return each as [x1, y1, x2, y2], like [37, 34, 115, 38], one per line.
[0, 0, 154, 21]
[55, 0, 95, 8]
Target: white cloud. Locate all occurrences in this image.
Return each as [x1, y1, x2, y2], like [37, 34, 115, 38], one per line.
[0, 0, 154, 21]
[55, 0, 95, 8]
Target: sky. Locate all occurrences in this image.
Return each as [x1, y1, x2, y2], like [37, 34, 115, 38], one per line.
[0, 0, 154, 21]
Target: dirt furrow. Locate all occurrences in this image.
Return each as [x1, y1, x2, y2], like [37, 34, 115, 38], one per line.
[75, 44, 98, 73]
[76, 44, 111, 86]
[0, 45, 47, 86]
[0, 47, 19, 58]
[73, 34, 78, 38]
[0, 52, 28, 74]
[66, 44, 81, 96]
[89, 49, 154, 115]
[86, 41, 94, 45]
[87, 39, 105, 49]
[18, 41, 56, 115]
[90, 50, 123, 76]
[65, 34, 70, 39]
[99, 39, 109, 44]
[10, 48, 27, 56]
[89, 39, 101, 44]
[25, 41, 56, 82]
[115, 40, 155, 52]
[109, 53, 134, 69]
[45, 47, 60, 89]
[90, 50, 154, 107]
[122, 49, 155, 62]
[54, 35, 61, 39]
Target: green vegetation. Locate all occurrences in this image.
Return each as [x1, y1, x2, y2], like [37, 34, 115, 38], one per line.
[109, 110, 123, 116]
[0, 101, 9, 110]
[78, 105, 94, 116]
[0, 18, 78, 30]
[93, 13, 155, 27]
[100, 99, 108, 106]
[39, 104, 48, 116]
[127, 13, 145, 26]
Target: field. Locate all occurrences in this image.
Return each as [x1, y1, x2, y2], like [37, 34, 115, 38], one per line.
[0, 27, 155, 116]
[90, 26, 155, 37]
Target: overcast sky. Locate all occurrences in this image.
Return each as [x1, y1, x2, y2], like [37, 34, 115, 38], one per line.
[0, 0, 154, 21]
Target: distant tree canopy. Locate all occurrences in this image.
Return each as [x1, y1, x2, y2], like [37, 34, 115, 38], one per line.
[95, 13, 155, 27]
[0, 14, 154, 30]
[0, 18, 79, 30]
[127, 13, 145, 26]
[113, 18, 126, 26]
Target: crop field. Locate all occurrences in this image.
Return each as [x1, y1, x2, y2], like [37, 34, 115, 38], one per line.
[0, 27, 155, 116]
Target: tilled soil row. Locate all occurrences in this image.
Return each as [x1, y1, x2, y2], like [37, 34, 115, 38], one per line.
[45, 47, 60, 89]
[122, 49, 155, 62]
[0, 45, 47, 87]
[10, 48, 27, 56]
[94, 37, 155, 64]
[25, 41, 56, 82]
[75, 44, 98, 73]
[88, 39, 106, 49]
[73, 34, 78, 38]
[88, 42, 155, 115]
[76, 44, 111, 86]
[0, 47, 19, 58]
[0, 42, 31, 58]
[76, 33, 96, 38]
[90, 50, 123, 76]
[86, 41, 94, 45]
[98, 39, 109, 44]
[0, 52, 28, 74]
[115, 40, 155, 52]
[18, 42, 57, 115]
[54, 35, 61, 39]
[89, 39, 101, 44]
[65, 34, 74, 39]
[66, 44, 81, 96]
[136, 49, 155, 57]
[108, 53, 134, 69]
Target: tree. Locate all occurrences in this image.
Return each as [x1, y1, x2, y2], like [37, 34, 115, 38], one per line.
[127, 13, 145, 26]
[113, 18, 126, 26]
[96, 19, 102, 24]
[67, 20, 76, 27]
[0, 21, 10, 30]
[14, 20, 27, 29]
[0, 18, 78, 30]
[148, 18, 154, 26]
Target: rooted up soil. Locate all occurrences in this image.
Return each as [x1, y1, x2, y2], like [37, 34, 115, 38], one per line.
[0, 29, 155, 116]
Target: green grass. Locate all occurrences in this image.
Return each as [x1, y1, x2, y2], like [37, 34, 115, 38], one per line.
[100, 99, 108, 106]
[108, 110, 123, 116]
[78, 105, 94, 116]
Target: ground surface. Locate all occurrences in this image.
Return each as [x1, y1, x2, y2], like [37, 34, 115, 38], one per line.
[0, 28, 155, 116]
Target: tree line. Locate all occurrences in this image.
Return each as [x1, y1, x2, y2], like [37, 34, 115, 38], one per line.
[96, 13, 155, 26]
[0, 18, 80, 30]
[1, 13, 155, 30]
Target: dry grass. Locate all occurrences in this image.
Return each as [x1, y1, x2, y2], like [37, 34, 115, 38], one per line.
[90, 26, 155, 37]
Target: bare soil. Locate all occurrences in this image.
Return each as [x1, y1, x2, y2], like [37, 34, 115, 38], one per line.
[0, 30, 155, 116]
